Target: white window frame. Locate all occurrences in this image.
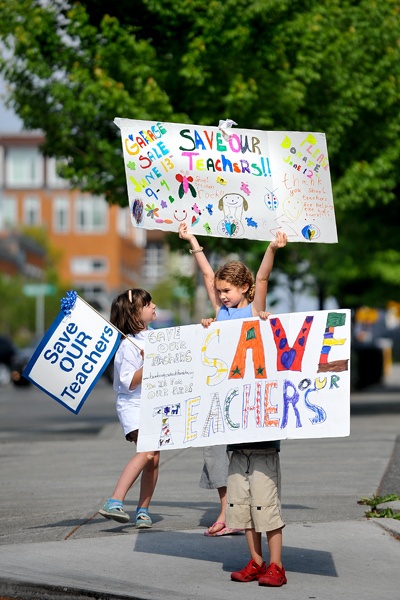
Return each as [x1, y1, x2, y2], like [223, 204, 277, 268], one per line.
[142, 243, 166, 283]
[23, 195, 41, 226]
[117, 206, 129, 237]
[47, 157, 69, 189]
[6, 147, 44, 188]
[70, 256, 108, 276]
[0, 194, 17, 230]
[53, 195, 70, 233]
[74, 195, 108, 233]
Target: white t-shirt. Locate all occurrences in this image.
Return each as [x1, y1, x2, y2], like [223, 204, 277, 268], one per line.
[113, 331, 147, 436]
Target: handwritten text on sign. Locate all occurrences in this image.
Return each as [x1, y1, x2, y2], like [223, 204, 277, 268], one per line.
[115, 118, 337, 243]
[138, 310, 350, 452]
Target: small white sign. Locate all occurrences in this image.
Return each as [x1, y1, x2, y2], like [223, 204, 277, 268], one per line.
[23, 295, 121, 414]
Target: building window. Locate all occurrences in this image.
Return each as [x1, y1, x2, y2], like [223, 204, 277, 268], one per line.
[70, 256, 108, 275]
[133, 227, 147, 248]
[74, 284, 108, 314]
[6, 147, 44, 188]
[0, 195, 17, 230]
[142, 243, 166, 284]
[77, 284, 106, 296]
[47, 157, 68, 189]
[75, 196, 108, 233]
[117, 206, 129, 237]
[23, 196, 41, 226]
[53, 196, 70, 233]
[116, 205, 146, 247]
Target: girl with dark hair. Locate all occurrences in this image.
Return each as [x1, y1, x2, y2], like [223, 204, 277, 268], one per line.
[99, 289, 159, 528]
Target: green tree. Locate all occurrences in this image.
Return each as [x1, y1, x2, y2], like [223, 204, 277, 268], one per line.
[0, 275, 34, 338]
[0, 0, 399, 308]
[0, 227, 68, 341]
[0, 0, 176, 203]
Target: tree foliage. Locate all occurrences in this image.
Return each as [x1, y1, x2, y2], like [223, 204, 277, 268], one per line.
[0, 0, 399, 308]
[0, 228, 71, 341]
[0, 0, 176, 202]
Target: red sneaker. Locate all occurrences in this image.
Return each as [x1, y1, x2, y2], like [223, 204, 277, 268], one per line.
[231, 559, 267, 582]
[258, 562, 287, 587]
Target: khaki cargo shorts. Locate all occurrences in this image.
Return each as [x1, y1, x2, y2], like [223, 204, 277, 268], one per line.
[226, 449, 285, 533]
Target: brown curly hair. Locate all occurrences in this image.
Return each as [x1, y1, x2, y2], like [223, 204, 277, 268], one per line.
[110, 288, 152, 335]
[214, 261, 255, 302]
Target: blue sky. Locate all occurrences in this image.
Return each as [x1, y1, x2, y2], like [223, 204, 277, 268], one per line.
[0, 78, 22, 132]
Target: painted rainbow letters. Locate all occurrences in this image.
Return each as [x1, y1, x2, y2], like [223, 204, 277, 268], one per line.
[138, 309, 350, 452]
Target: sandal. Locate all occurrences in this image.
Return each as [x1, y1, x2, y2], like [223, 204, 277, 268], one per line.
[204, 521, 243, 537]
[135, 511, 152, 529]
[258, 563, 287, 587]
[99, 499, 130, 523]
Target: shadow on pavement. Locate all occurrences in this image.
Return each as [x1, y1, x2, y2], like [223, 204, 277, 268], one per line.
[132, 529, 337, 577]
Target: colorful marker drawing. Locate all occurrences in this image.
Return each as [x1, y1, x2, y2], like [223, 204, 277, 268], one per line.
[176, 173, 197, 198]
[217, 193, 248, 238]
[138, 309, 351, 452]
[115, 118, 337, 243]
[132, 198, 144, 225]
[264, 187, 279, 211]
[302, 224, 320, 241]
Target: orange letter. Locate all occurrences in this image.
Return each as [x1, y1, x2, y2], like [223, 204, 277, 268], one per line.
[229, 321, 266, 380]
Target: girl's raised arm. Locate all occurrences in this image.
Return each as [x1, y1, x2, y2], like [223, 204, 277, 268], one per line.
[252, 230, 287, 316]
[178, 223, 220, 313]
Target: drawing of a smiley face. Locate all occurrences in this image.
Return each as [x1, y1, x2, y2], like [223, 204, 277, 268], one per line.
[173, 209, 188, 222]
[283, 196, 303, 221]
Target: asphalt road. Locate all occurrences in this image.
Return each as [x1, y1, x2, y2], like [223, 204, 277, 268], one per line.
[0, 370, 399, 600]
[0, 376, 116, 441]
[1, 369, 400, 547]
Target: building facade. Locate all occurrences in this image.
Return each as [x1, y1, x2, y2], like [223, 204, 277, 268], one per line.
[0, 132, 169, 310]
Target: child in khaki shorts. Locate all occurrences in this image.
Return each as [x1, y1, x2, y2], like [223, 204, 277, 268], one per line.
[226, 440, 287, 587]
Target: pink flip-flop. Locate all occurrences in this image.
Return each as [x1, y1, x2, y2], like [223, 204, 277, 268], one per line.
[204, 521, 243, 537]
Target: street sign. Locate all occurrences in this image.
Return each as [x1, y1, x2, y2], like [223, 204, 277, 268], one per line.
[22, 284, 57, 338]
[23, 284, 56, 297]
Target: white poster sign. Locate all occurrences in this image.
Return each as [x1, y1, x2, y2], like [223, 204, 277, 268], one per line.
[138, 310, 350, 452]
[23, 293, 121, 414]
[115, 118, 337, 243]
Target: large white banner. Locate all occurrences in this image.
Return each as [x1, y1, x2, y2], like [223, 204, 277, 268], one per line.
[23, 293, 121, 414]
[138, 309, 350, 451]
[115, 118, 337, 243]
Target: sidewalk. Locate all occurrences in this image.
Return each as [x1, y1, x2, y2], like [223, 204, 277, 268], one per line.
[1, 367, 399, 600]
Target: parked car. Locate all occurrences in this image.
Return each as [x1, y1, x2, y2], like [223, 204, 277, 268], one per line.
[351, 341, 384, 390]
[10, 343, 36, 387]
[0, 335, 16, 386]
